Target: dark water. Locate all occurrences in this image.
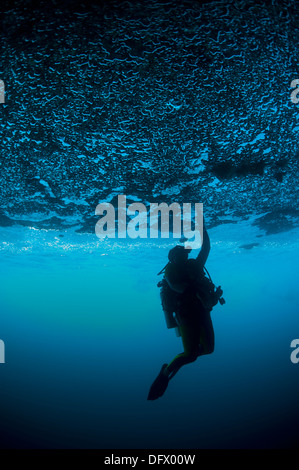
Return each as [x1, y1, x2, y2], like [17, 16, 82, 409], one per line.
[0, 223, 298, 449]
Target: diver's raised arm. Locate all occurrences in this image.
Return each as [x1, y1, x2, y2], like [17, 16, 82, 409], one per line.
[195, 222, 210, 268]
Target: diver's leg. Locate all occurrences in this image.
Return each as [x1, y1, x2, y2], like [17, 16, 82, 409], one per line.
[147, 314, 214, 399]
[166, 312, 214, 379]
[166, 351, 199, 380]
[198, 312, 215, 355]
[165, 321, 201, 379]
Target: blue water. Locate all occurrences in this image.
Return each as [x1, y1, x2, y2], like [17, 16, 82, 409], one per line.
[0, 222, 298, 449]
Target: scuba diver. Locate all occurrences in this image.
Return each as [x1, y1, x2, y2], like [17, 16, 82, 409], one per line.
[147, 222, 225, 400]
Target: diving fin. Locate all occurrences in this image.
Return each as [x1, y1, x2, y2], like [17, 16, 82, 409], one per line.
[147, 364, 169, 401]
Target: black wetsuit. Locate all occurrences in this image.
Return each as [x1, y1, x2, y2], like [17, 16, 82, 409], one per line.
[164, 227, 214, 378]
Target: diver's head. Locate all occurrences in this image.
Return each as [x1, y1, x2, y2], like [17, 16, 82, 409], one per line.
[168, 245, 191, 264]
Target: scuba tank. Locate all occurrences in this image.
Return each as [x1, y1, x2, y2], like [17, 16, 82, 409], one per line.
[157, 278, 179, 329]
[157, 272, 182, 337]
